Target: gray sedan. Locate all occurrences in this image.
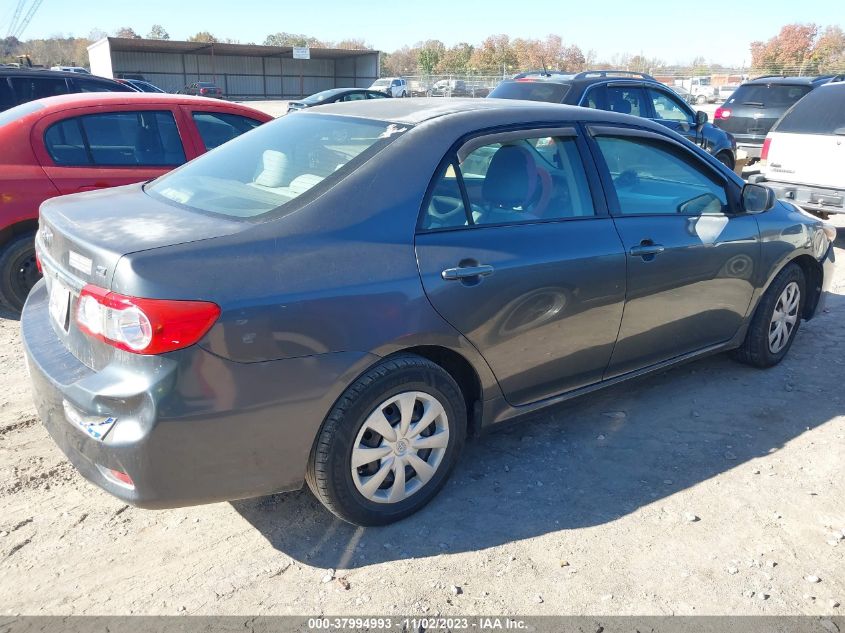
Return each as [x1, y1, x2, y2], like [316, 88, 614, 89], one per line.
[23, 99, 836, 526]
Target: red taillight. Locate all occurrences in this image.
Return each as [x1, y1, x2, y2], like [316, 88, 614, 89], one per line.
[761, 136, 772, 161]
[107, 468, 134, 487]
[714, 107, 731, 120]
[35, 251, 42, 273]
[199, 88, 208, 94]
[76, 284, 220, 355]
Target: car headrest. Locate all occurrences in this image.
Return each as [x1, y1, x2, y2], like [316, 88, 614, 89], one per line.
[481, 145, 538, 209]
[611, 97, 632, 114]
[254, 150, 291, 187]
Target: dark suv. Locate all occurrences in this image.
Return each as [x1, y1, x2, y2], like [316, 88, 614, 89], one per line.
[0, 68, 132, 112]
[714, 75, 840, 162]
[489, 70, 737, 168]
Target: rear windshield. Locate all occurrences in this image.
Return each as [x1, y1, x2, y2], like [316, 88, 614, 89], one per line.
[728, 83, 812, 107]
[489, 81, 570, 103]
[0, 99, 44, 127]
[146, 114, 408, 219]
[774, 86, 845, 135]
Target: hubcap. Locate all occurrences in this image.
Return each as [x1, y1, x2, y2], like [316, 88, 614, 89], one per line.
[769, 281, 800, 354]
[351, 391, 449, 504]
[10, 248, 40, 307]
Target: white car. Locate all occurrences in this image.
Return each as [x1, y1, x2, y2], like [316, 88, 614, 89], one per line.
[369, 77, 407, 97]
[756, 81, 844, 218]
[50, 66, 90, 74]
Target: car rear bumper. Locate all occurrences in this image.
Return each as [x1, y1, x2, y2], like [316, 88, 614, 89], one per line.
[762, 180, 845, 215]
[737, 143, 763, 159]
[22, 280, 378, 509]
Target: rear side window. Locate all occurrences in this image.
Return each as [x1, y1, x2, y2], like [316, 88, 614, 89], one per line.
[421, 134, 595, 230]
[489, 81, 570, 103]
[9, 76, 68, 102]
[73, 79, 132, 93]
[774, 86, 845, 135]
[604, 87, 649, 117]
[594, 135, 728, 216]
[192, 111, 262, 150]
[45, 111, 185, 166]
[728, 83, 811, 107]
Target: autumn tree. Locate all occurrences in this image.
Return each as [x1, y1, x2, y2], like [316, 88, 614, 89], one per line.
[147, 24, 170, 40]
[470, 34, 517, 74]
[436, 43, 474, 74]
[812, 25, 845, 72]
[381, 46, 418, 76]
[751, 23, 818, 72]
[263, 32, 325, 47]
[335, 38, 370, 50]
[188, 31, 217, 43]
[115, 27, 141, 39]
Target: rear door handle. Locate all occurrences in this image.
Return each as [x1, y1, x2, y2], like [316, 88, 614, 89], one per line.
[629, 244, 665, 257]
[441, 264, 495, 281]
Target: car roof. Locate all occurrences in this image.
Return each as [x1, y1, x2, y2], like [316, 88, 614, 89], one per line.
[302, 96, 669, 129]
[0, 68, 115, 80]
[3, 92, 272, 120]
[744, 75, 836, 85]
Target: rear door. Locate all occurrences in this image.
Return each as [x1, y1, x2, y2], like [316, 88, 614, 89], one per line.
[765, 85, 845, 189]
[415, 127, 626, 405]
[181, 106, 265, 152]
[587, 125, 758, 377]
[32, 105, 193, 194]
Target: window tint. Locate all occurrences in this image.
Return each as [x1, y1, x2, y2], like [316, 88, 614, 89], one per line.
[774, 86, 845, 135]
[340, 92, 367, 102]
[488, 81, 570, 103]
[367, 91, 387, 99]
[648, 89, 692, 123]
[421, 135, 595, 230]
[45, 111, 185, 166]
[595, 136, 727, 216]
[728, 83, 811, 107]
[0, 79, 14, 110]
[604, 87, 648, 116]
[74, 79, 131, 93]
[192, 111, 262, 150]
[0, 92, 45, 125]
[10, 76, 67, 102]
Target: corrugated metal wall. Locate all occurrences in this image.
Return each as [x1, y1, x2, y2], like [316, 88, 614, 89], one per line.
[109, 49, 379, 99]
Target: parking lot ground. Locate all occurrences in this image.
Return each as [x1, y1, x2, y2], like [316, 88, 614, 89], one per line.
[0, 221, 843, 616]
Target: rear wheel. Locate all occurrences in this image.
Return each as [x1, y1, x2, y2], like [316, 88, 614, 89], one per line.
[696, 94, 706, 105]
[716, 151, 735, 171]
[306, 354, 466, 526]
[0, 231, 40, 313]
[733, 263, 805, 368]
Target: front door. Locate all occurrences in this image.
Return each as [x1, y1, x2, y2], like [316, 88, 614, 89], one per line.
[415, 128, 626, 405]
[645, 86, 703, 147]
[588, 126, 759, 378]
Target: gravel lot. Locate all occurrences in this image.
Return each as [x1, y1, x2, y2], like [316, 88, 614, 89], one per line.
[0, 220, 843, 617]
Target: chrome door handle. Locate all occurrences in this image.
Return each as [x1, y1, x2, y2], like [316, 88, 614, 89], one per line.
[629, 244, 665, 257]
[441, 264, 495, 281]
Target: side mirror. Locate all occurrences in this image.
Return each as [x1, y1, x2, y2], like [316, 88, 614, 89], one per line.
[696, 110, 708, 126]
[741, 183, 776, 213]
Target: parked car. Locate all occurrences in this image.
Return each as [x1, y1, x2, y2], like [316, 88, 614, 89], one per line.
[713, 75, 839, 163]
[369, 77, 407, 97]
[0, 68, 133, 112]
[22, 99, 835, 526]
[674, 76, 719, 104]
[490, 70, 737, 168]
[50, 66, 90, 74]
[430, 79, 490, 98]
[117, 79, 166, 93]
[286, 87, 389, 113]
[669, 85, 697, 105]
[0, 93, 271, 310]
[180, 82, 223, 98]
[751, 81, 845, 218]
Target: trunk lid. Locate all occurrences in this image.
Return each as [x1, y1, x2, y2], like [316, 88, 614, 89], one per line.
[37, 182, 248, 369]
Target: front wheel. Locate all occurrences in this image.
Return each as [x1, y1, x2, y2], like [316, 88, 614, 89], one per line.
[306, 355, 466, 526]
[696, 94, 706, 105]
[733, 263, 805, 368]
[0, 231, 40, 313]
[716, 151, 735, 171]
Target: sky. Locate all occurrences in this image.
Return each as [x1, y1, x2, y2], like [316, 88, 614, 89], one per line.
[3, 0, 842, 67]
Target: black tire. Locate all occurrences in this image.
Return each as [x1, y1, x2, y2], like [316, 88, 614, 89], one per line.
[733, 263, 805, 368]
[0, 231, 40, 313]
[716, 151, 735, 171]
[306, 354, 466, 526]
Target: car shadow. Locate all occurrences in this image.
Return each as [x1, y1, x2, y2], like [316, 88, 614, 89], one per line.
[232, 293, 845, 569]
[0, 305, 20, 321]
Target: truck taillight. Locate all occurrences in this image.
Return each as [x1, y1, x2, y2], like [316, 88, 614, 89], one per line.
[761, 136, 772, 161]
[714, 107, 731, 120]
[76, 285, 220, 355]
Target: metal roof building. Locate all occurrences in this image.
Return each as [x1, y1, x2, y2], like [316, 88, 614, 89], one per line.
[87, 37, 380, 99]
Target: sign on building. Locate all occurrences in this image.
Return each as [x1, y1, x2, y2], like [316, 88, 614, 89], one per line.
[292, 47, 310, 60]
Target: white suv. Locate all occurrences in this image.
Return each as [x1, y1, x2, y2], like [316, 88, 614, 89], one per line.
[369, 77, 407, 97]
[756, 81, 844, 218]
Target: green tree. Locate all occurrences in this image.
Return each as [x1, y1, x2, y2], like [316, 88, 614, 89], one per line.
[115, 27, 141, 39]
[263, 32, 324, 47]
[147, 24, 170, 40]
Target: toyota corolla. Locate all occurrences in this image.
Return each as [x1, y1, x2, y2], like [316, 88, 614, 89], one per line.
[22, 99, 836, 526]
